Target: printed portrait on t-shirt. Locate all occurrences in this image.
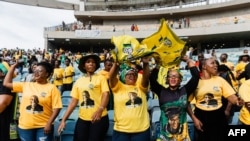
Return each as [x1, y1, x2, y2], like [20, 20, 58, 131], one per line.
[81, 90, 94, 108]
[164, 107, 183, 134]
[26, 95, 43, 114]
[199, 93, 218, 108]
[125, 92, 142, 108]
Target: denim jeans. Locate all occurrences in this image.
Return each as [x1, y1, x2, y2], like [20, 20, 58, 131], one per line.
[112, 128, 151, 141]
[18, 126, 54, 141]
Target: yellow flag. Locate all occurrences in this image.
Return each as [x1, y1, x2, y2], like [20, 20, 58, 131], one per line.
[141, 18, 186, 68]
[142, 19, 186, 86]
[111, 35, 152, 63]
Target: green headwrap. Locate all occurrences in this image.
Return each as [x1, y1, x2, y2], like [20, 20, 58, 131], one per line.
[119, 64, 137, 84]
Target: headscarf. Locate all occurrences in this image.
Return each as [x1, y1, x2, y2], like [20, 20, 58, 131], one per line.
[119, 64, 137, 84]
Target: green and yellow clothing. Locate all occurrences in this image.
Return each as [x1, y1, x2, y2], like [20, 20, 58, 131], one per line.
[238, 80, 250, 125]
[12, 82, 62, 129]
[111, 80, 150, 133]
[71, 74, 109, 121]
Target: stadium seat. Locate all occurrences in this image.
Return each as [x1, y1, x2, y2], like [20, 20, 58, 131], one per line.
[105, 110, 114, 141]
[54, 108, 79, 140]
[54, 119, 76, 141]
[150, 106, 161, 140]
[187, 114, 195, 141]
[230, 111, 240, 125]
[61, 96, 72, 107]
[62, 91, 71, 97]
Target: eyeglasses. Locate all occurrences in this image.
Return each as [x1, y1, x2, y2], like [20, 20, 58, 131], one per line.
[167, 75, 180, 79]
[126, 73, 136, 76]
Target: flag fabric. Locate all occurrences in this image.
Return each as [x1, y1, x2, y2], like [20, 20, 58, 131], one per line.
[0, 61, 10, 75]
[141, 19, 186, 68]
[111, 35, 153, 63]
[111, 18, 186, 86]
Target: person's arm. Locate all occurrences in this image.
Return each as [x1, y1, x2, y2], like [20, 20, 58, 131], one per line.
[236, 71, 245, 80]
[187, 103, 203, 132]
[183, 57, 200, 97]
[3, 62, 19, 90]
[224, 101, 233, 120]
[109, 62, 119, 88]
[149, 67, 162, 95]
[227, 94, 244, 106]
[44, 108, 61, 134]
[57, 98, 78, 134]
[91, 91, 109, 123]
[0, 95, 13, 114]
[141, 56, 150, 88]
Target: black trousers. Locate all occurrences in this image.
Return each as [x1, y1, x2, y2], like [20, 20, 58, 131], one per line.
[73, 115, 109, 141]
[194, 107, 228, 141]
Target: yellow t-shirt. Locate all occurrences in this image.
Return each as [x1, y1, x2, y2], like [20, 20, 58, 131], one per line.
[238, 80, 250, 125]
[235, 62, 248, 73]
[53, 68, 64, 86]
[97, 69, 109, 80]
[44, 53, 50, 60]
[75, 54, 82, 61]
[235, 62, 248, 84]
[112, 80, 150, 133]
[71, 74, 109, 121]
[220, 61, 234, 70]
[191, 76, 235, 111]
[12, 82, 62, 129]
[63, 65, 74, 84]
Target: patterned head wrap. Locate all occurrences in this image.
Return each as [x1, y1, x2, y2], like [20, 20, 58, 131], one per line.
[119, 64, 138, 84]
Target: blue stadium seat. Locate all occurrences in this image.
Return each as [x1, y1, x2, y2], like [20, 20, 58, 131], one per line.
[54, 108, 79, 140]
[61, 96, 72, 107]
[62, 91, 71, 97]
[150, 106, 161, 140]
[105, 110, 114, 141]
[230, 111, 240, 125]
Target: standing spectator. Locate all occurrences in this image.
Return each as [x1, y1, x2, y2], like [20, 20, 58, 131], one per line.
[183, 17, 187, 28]
[98, 59, 114, 110]
[238, 68, 250, 125]
[187, 57, 243, 141]
[234, 17, 238, 24]
[52, 60, 64, 93]
[24, 61, 38, 82]
[3, 61, 62, 141]
[57, 54, 110, 141]
[219, 53, 235, 71]
[88, 21, 92, 30]
[203, 49, 212, 59]
[178, 19, 182, 29]
[187, 17, 190, 28]
[61, 58, 75, 93]
[134, 24, 139, 31]
[113, 25, 116, 32]
[185, 47, 196, 59]
[243, 49, 248, 55]
[0, 58, 15, 141]
[131, 24, 135, 31]
[109, 56, 151, 141]
[235, 54, 249, 83]
[62, 21, 66, 31]
[149, 55, 199, 141]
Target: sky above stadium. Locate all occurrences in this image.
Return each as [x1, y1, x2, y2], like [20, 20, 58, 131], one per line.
[0, 1, 76, 50]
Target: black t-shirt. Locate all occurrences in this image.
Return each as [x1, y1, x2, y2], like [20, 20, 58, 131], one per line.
[0, 81, 15, 141]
